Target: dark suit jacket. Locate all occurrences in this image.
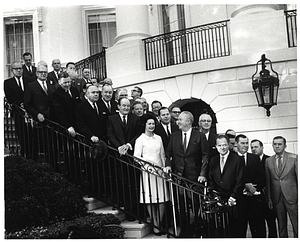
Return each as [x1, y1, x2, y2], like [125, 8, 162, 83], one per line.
[47, 71, 59, 87]
[72, 78, 86, 98]
[265, 151, 298, 205]
[76, 99, 106, 142]
[207, 132, 219, 160]
[51, 86, 81, 129]
[154, 122, 179, 151]
[97, 98, 118, 141]
[165, 129, 209, 181]
[4, 76, 32, 106]
[107, 113, 142, 153]
[24, 80, 56, 120]
[22, 65, 37, 83]
[244, 152, 265, 192]
[209, 151, 246, 200]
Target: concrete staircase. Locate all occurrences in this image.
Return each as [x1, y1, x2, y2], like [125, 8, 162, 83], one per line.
[83, 196, 154, 239]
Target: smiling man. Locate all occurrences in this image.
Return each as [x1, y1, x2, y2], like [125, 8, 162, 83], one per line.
[164, 111, 209, 237]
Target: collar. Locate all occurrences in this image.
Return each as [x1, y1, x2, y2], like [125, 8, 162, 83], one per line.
[182, 127, 192, 136]
[220, 151, 230, 161]
[119, 112, 127, 119]
[86, 98, 96, 108]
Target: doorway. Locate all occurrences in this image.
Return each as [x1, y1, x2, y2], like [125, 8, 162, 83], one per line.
[169, 98, 217, 134]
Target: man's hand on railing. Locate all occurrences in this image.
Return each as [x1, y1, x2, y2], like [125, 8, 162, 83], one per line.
[90, 136, 99, 143]
[163, 166, 172, 174]
[228, 196, 236, 206]
[197, 175, 206, 183]
[67, 127, 76, 137]
[118, 144, 129, 156]
[37, 113, 45, 122]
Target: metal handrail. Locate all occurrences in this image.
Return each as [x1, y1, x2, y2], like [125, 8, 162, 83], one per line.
[143, 20, 230, 70]
[4, 100, 230, 238]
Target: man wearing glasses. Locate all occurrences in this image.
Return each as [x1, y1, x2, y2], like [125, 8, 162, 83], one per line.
[170, 106, 181, 125]
[198, 113, 218, 159]
[24, 64, 56, 161]
[4, 62, 33, 158]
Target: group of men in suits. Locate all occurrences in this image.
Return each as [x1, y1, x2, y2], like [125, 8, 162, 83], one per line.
[4, 54, 298, 238]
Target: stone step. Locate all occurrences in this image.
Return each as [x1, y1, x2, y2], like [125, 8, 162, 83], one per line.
[83, 196, 107, 211]
[121, 220, 152, 239]
[83, 196, 152, 238]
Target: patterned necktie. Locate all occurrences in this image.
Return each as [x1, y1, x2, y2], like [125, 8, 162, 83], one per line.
[93, 103, 98, 115]
[183, 133, 187, 153]
[42, 81, 48, 95]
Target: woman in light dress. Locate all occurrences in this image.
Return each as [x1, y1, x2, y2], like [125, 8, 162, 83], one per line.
[134, 115, 169, 235]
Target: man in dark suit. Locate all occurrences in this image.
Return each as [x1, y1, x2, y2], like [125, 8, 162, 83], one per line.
[97, 83, 118, 142]
[209, 134, 245, 237]
[265, 136, 298, 238]
[66, 62, 86, 98]
[236, 134, 266, 238]
[4, 61, 33, 157]
[164, 111, 209, 237]
[154, 107, 179, 151]
[24, 64, 56, 161]
[76, 85, 106, 143]
[198, 113, 218, 160]
[107, 97, 142, 221]
[76, 85, 107, 188]
[47, 59, 61, 87]
[251, 139, 277, 238]
[52, 72, 81, 136]
[22, 52, 37, 83]
[81, 67, 92, 84]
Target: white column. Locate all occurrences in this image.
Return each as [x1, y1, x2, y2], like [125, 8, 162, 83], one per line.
[115, 5, 150, 44]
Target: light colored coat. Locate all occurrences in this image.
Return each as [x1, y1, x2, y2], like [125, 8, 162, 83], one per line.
[265, 151, 298, 205]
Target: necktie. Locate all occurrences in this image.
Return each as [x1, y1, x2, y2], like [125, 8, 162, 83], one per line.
[242, 155, 246, 165]
[166, 125, 171, 137]
[93, 103, 98, 115]
[278, 155, 282, 171]
[122, 115, 127, 126]
[42, 81, 48, 95]
[220, 156, 225, 173]
[28, 66, 32, 74]
[16, 77, 22, 91]
[183, 133, 187, 153]
[107, 101, 111, 113]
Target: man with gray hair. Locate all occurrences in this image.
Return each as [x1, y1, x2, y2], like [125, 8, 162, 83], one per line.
[164, 111, 209, 237]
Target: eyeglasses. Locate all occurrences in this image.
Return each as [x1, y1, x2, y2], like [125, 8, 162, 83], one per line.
[132, 90, 139, 92]
[37, 71, 47, 74]
[12, 68, 22, 70]
[200, 120, 212, 123]
[172, 111, 181, 114]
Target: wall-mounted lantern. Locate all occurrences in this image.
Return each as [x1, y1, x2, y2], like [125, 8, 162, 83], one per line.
[252, 54, 280, 117]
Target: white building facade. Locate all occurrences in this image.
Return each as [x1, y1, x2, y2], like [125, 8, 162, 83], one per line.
[3, 4, 297, 154]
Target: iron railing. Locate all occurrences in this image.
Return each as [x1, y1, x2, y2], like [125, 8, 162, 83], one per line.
[143, 20, 230, 70]
[4, 100, 230, 238]
[75, 48, 107, 81]
[285, 10, 297, 48]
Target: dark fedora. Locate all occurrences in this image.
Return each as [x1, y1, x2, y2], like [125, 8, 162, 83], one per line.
[91, 140, 108, 161]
